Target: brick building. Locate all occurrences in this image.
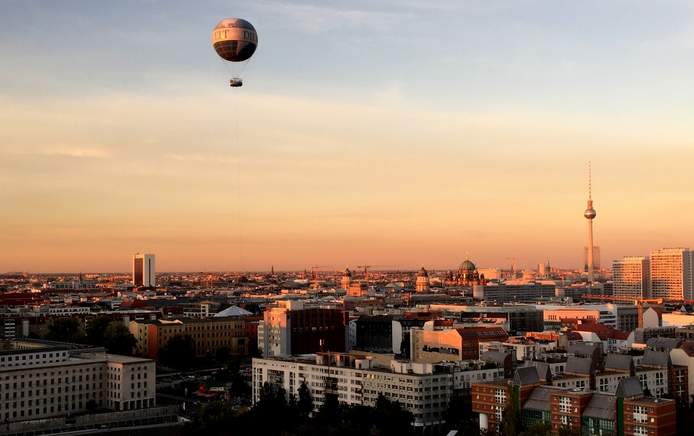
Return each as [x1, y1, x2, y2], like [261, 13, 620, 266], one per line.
[472, 375, 677, 436]
[129, 316, 249, 359]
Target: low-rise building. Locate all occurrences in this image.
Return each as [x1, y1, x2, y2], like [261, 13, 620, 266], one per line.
[473, 375, 677, 436]
[426, 304, 544, 335]
[410, 327, 508, 363]
[0, 339, 155, 423]
[129, 316, 249, 359]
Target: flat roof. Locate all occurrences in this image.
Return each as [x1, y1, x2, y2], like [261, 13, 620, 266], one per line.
[628, 397, 675, 405]
[104, 354, 153, 364]
[0, 339, 90, 355]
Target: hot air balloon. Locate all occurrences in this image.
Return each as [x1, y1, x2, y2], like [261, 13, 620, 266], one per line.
[212, 18, 258, 87]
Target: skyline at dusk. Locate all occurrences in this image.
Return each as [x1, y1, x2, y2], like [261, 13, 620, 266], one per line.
[4, 1, 694, 272]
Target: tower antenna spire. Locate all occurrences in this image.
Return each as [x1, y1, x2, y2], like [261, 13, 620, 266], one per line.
[583, 161, 597, 290]
[588, 161, 592, 200]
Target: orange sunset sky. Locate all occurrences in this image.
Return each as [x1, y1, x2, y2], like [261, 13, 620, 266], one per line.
[2, 1, 694, 272]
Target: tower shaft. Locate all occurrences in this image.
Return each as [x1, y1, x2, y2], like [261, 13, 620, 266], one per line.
[587, 218, 594, 287]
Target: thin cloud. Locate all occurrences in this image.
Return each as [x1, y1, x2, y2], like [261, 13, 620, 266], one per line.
[5, 146, 111, 159]
[253, 1, 410, 34]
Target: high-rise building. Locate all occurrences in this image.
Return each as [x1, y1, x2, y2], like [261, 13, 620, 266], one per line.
[613, 256, 650, 299]
[132, 253, 155, 287]
[257, 300, 346, 357]
[650, 248, 693, 300]
[583, 163, 597, 287]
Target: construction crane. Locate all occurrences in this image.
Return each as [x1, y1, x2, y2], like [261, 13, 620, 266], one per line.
[309, 265, 331, 279]
[356, 265, 373, 283]
[356, 265, 393, 284]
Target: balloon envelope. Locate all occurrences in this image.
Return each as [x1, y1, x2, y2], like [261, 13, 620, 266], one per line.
[212, 18, 258, 62]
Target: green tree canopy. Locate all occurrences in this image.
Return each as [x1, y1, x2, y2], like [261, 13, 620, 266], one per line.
[520, 422, 552, 436]
[45, 318, 84, 342]
[103, 321, 136, 355]
[297, 381, 313, 418]
[159, 334, 196, 369]
[85, 316, 112, 345]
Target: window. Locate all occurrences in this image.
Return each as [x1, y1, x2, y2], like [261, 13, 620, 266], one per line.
[634, 425, 647, 435]
[559, 397, 572, 413]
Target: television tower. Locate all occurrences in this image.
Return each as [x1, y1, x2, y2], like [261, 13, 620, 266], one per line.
[584, 162, 597, 288]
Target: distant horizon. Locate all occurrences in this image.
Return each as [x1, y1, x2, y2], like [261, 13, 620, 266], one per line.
[0, 264, 617, 276]
[3, 242, 691, 274]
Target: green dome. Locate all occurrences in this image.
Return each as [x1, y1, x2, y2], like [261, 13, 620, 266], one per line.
[460, 259, 476, 271]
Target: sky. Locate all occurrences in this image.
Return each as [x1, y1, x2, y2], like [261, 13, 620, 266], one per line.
[2, 0, 694, 273]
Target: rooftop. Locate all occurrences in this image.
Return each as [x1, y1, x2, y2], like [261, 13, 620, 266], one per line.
[0, 339, 89, 355]
[523, 386, 553, 411]
[103, 353, 153, 364]
[583, 394, 616, 420]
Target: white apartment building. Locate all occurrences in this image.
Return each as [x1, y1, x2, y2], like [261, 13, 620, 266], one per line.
[450, 364, 506, 389]
[253, 353, 454, 429]
[613, 256, 650, 299]
[650, 248, 693, 300]
[595, 371, 631, 393]
[41, 305, 91, 316]
[0, 340, 155, 423]
[257, 300, 305, 358]
[635, 367, 668, 398]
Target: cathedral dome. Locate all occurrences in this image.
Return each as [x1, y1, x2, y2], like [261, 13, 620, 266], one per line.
[460, 259, 476, 272]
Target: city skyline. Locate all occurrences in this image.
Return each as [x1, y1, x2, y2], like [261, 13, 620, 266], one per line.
[3, 3, 694, 435]
[4, 1, 694, 272]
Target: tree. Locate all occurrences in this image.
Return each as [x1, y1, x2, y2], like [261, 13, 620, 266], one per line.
[373, 395, 415, 436]
[159, 335, 196, 369]
[445, 392, 478, 435]
[297, 381, 313, 418]
[215, 346, 230, 363]
[85, 316, 112, 345]
[316, 392, 340, 426]
[86, 399, 97, 413]
[103, 322, 136, 355]
[194, 400, 236, 435]
[250, 382, 292, 434]
[45, 318, 84, 342]
[676, 401, 694, 436]
[520, 422, 552, 436]
[231, 372, 250, 399]
[558, 425, 581, 436]
[501, 402, 520, 436]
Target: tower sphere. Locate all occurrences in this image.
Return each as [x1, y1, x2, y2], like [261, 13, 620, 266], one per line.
[584, 207, 596, 219]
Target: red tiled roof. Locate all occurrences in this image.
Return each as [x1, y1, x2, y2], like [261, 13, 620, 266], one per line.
[572, 322, 630, 341]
